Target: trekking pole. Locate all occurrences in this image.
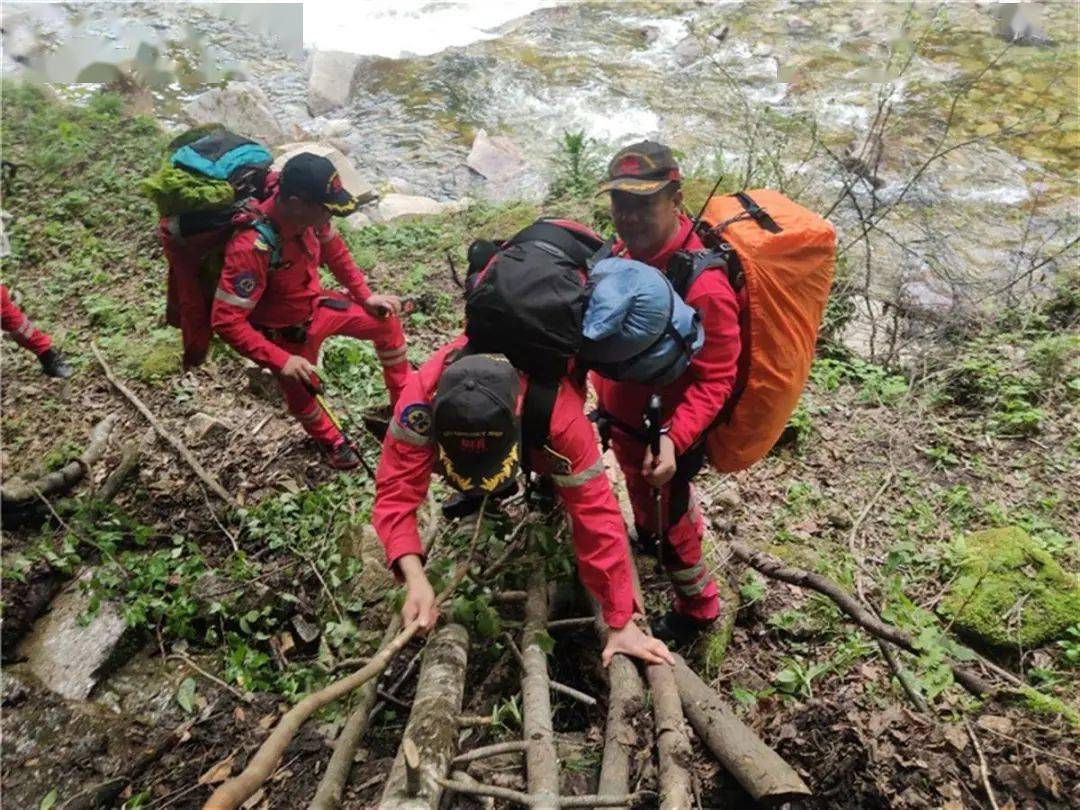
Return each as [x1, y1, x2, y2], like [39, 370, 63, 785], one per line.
[644, 394, 665, 554]
[305, 379, 377, 479]
[678, 174, 726, 251]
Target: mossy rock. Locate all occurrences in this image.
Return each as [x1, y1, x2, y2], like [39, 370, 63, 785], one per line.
[940, 527, 1080, 649]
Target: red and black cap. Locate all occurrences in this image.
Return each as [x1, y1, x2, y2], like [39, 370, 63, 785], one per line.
[278, 152, 358, 215]
[433, 353, 521, 494]
[597, 140, 682, 196]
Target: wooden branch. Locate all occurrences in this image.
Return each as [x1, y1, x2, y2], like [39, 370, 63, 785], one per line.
[310, 497, 441, 810]
[308, 619, 397, 810]
[95, 427, 154, 503]
[435, 776, 645, 808]
[522, 533, 559, 810]
[589, 596, 647, 799]
[452, 740, 528, 765]
[672, 655, 811, 806]
[646, 653, 695, 810]
[380, 623, 470, 809]
[503, 632, 596, 707]
[727, 541, 996, 697]
[966, 720, 1001, 810]
[92, 343, 238, 509]
[205, 509, 486, 810]
[493, 590, 528, 605]
[457, 714, 494, 728]
[448, 771, 494, 810]
[2, 414, 118, 505]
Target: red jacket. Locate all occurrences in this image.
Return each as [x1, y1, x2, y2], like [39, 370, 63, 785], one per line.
[373, 336, 638, 629]
[593, 214, 746, 453]
[211, 192, 373, 373]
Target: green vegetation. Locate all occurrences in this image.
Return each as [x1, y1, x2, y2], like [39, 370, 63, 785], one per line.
[940, 527, 1080, 649]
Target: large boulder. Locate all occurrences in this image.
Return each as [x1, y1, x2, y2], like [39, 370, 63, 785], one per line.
[940, 526, 1080, 649]
[307, 50, 361, 116]
[376, 194, 469, 222]
[466, 129, 525, 184]
[15, 570, 140, 700]
[183, 81, 286, 145]
[272, 141, 377, 206]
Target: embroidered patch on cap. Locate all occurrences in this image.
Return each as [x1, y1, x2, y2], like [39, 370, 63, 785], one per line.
[234, 272, 258, 298]
[400, 403, 432, 436]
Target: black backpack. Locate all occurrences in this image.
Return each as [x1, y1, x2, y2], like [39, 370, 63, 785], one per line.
[464, 219, 604, 380]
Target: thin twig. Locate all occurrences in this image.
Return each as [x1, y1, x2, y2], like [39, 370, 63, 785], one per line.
[452, 740, 528, 764]
[966, 720, 1000, 810]
[167, 654, 250, 703]
[435, 776, 646, 808]
[302, 553, 345, 624]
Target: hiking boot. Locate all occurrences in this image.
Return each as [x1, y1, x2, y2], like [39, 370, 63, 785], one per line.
[651, 610, 714, 646]
[324, 440, 361, 470]
[629, 525, 658, 558]
[39, 349, 73, 379]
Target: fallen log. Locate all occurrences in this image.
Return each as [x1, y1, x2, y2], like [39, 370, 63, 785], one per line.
[204, 506, 487, 810]
[672, 655, 811, 806]
[95, 427, 154, 503]
[92, 343, 238, 509]
[646, 656, 695, 810]
[727, 540, 995, 697]
[589, 597, 647, 799]
[522, 539, 560, 810]
[1, 413, 118, 506]
[308, 616, 401, 810]
[380, 623, 470, 808]
[310, 496, 440, 810]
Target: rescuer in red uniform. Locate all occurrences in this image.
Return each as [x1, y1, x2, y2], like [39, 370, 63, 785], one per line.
[212, 153, 407, 469]
[373, 337, 674, 666]
[592, 142, 747, 644]
[1, 284, 73, 378]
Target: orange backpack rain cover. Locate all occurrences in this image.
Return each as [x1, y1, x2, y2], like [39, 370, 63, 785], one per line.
[701, 190, 835, 471]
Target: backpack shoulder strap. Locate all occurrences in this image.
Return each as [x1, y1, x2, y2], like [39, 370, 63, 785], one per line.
[248, 218, 283, 270]
[669, 249, 744, 298]
[521, 377, 558, 452]
[508, 221, 595, 266]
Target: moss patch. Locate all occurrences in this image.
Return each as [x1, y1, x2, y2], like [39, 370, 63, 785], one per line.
[940, 527, 1080, 649]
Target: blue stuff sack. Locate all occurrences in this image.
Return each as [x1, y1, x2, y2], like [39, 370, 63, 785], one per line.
[580, 257, 703, 386]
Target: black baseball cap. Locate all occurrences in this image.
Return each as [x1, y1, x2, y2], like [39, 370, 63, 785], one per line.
[278, 152, 358, 215]
[597, 140, 682, 196]
[433, 353, 521, 494]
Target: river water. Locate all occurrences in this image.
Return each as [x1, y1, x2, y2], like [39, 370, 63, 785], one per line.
[4, 0, 1077, 349]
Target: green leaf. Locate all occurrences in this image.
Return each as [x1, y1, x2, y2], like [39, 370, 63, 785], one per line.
[40, 789, 59, 810]
[176, 677, 197, 713]
[534, 630, 556, 655]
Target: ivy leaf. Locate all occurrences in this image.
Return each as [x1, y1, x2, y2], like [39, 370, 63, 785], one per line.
[176, 677, 197, 713]
[40, 789, 59, 810]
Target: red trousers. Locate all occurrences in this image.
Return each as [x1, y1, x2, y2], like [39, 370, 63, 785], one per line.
[273, 293, 408, 446]
[612, 434, 719, 622]
[1, 285, 52, 356]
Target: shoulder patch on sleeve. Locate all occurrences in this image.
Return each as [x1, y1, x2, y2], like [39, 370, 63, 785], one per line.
[401, 403, 432, 436]
[233, 271, 259, 298]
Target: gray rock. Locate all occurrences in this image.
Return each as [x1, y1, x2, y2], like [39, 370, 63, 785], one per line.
[183, 81, 286, 145]
[184, 412, 230, 444]
[307, 50, 361, 116]
[466, 129, 525, 183]
[787, 15, 812, 33]
[900, 280, 955, 320]
[377, 193, 460, 221]
[297, 116, 353, 141]
[673, 34, 705, 67]
[345, 210, 372, 230]
[15, 571, 139, 700]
